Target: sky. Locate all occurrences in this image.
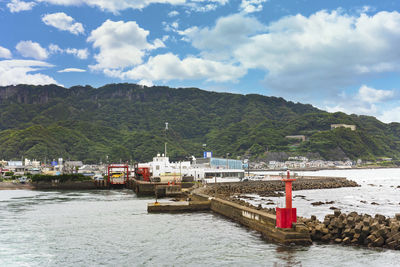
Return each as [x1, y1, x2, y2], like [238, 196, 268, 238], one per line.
[1, 0, 400, 123]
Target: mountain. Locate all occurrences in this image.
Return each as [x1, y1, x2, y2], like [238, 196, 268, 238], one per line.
[1, 83, 400, 163]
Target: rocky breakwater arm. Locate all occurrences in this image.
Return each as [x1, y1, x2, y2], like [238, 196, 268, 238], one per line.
[302, 211, 400, 250]
[202, 177, 359, 199]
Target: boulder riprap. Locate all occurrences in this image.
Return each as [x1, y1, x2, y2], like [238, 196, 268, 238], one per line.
[203, 177, 359, 199]
[301, 211, 400, 250]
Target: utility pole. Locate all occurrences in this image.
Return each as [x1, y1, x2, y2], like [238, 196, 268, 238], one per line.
[165, 122, 168, 157]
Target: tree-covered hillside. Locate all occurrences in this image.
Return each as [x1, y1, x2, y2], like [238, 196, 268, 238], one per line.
[1, 83, 399, 163]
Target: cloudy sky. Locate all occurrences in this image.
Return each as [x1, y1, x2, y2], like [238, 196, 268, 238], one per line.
[1, 0, 400, 122]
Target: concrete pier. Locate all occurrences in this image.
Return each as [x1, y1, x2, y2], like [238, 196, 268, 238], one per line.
[196, 193, 311, 245]
[148, 200, 211, 213]
[147, 190, 311, 245]
[126, 179, 185, 197]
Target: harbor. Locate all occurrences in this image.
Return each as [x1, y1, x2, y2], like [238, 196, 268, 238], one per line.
[1, 167, 400, 266]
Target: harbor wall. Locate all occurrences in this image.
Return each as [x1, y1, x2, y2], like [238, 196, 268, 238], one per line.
[193, 192, 311, 245]
[33, 181, 97, 190]
[0, 181, 97, 190]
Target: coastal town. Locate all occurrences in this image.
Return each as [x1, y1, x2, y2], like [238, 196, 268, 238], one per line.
[0, 154, 395, 181]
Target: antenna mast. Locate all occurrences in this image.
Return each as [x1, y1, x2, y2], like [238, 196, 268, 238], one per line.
[165, 122, 168, 157]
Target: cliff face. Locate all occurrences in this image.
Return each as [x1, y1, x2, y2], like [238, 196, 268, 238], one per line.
[0, 85, 67, 104]
[0, 83, 399, 163]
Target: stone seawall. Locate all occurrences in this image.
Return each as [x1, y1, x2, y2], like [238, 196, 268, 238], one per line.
[203, 177, 359, 198]
[302, 210, 400, 250]
[0, 182, 34, 190]
[0, 181, 101, 190]
[33, 181, 97, 190]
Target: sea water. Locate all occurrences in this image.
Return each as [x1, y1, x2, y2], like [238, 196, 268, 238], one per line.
[0, 168, 399, 266]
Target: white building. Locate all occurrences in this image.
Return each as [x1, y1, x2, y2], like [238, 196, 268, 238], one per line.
[138, 154, 191, 180]
[138, 153, 244, 181]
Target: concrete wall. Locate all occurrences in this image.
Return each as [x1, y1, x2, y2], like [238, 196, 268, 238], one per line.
[193, 192, 311, 245]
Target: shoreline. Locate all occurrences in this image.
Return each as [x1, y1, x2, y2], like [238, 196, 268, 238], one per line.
[0, 181, 96, 190]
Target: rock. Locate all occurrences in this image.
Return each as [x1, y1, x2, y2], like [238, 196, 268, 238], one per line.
[373, 236, 385, 247]
[366, 234, 376, 243]
[387, 240, 397, 249]
[355, 223, 363, 233]
[311, 201, 325, 206]
[362, 226, 371, 234]
[395, 213, 400, 221]
[321, 233, 332, 242]
[351, 238, 359, 244]
[363, 217, 371, 226]
[334, 209, 341, 217]
[342, 237, 351, 244]
[311, 215, 317, 221]
[360, 200, 367, 204]
[371, 202, 379, 205]
[334, 238, 342, 243]
[347, 216, 355, 226]
[343, 228, 352, 237]
[315, 223, 325, 232]
[371, 222, 379, 231]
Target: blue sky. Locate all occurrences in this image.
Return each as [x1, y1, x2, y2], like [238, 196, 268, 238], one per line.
[1, 0, 400, 122]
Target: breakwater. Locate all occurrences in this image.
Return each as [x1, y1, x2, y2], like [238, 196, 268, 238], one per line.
[302, 211, 400, 250]
[189, 190, 312, 245]
[202, 177, 359, 198]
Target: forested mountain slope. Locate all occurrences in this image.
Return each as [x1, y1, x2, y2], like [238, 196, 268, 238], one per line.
[1, 83, 399, 163]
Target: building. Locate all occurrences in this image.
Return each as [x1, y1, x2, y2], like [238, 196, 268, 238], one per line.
[64, 161, 83, 173]
[138, 154, 245, 181]
[138, 154, 191, 179]
[285, 135, 306, 142]
[331, 124, 356, 131]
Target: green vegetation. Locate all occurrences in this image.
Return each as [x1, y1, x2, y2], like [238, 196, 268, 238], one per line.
[0, 83, 399, 162]
[31, 174, 92, 183]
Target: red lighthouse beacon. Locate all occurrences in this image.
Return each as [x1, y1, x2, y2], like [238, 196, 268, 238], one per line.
[276, 170, 297, 228]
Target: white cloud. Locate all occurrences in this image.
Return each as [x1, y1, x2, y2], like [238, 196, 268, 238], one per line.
[35, 0, 229, 13]
[138, 79, 153, 87]
[180, 13, 265, 60]
[7, 0, 36, 13]
[357, 85, 394, 103]
[65, 48, 89, 59]
[16, 40, 48, 60]
[0, 60, 58, 86]
[49, 44, 89, 59]
[325, 85, 396, 120]
[182, 11, 400, 98]
[42, 12, 85, 35]
[236, 10, 400, 95]
[0, 46, 12, 59]
[48, 44, 63, 54]
[58, 68, 86, 72]
[37, 0, 186, 14]
[240, 0, 267, 13]
[87, 20, 164, 70]
[168, 10, 179, 17]
[120, 53, 247, 82]
[379, 107, 400, 123]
